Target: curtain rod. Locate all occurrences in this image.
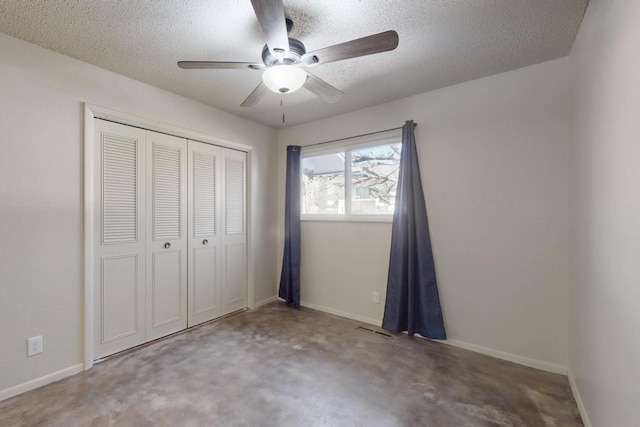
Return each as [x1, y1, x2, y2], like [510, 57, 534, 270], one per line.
[303, 122, 417, 148]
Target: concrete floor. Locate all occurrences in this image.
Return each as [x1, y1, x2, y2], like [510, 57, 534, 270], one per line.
[0, 302, 582, 426]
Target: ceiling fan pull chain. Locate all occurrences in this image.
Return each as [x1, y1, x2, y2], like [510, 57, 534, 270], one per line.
[282, 92, 285, 124]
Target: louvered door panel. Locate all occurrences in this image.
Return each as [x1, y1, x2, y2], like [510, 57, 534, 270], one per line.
[225, 158, 245, 235]
[153, 145, 182, 240]
[146, 131, 188, 341]
[194, 152, 216, 237]
[221, 148, 247, 315]
[187, 141, 222, 326]
[102, 134, 138, 243]
[94, 120, 146, 359]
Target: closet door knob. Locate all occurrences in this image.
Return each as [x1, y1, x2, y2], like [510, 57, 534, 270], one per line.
[164, 242, 171, 249]
[202, 239, 209, 246]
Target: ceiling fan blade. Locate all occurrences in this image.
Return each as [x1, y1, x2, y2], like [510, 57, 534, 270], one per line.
[302, 30, 399, 65]
[304, 72, 344, 104]
[241, 82, 269, 107]
[251, 0, 290, 58]
[178, 61, 264, 70]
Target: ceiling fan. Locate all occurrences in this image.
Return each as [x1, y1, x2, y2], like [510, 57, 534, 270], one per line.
[177, 0, 399, 108]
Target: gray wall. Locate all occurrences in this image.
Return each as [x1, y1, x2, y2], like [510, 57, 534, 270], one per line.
[568, 0, 640, 425]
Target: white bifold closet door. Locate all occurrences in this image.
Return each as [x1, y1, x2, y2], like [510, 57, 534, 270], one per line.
[94, 122, 187, 357]
[187, 141, 247, 326]
[93, 120, 147, 358]
[94, 119, 246, 359]
[220, 148, 248, 316]
[187, 141, 222, 326]
[145, 131, 188, 341]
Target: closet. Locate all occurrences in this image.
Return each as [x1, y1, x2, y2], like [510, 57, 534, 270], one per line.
[93, 119, 247, 359]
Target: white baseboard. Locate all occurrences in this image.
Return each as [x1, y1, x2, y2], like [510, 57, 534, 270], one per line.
[568, 369, 592, 427]
[0, 364, 83, 402]
[441, 339, 567, 375]
[296, 301, 567, 376]
[253, 295, 278, 309]
[300, 300, 382, 328]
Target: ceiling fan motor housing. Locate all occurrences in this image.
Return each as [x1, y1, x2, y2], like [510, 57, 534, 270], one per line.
[262, 38, 306, 66]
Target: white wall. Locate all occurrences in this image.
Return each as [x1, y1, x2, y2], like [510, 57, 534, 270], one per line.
[568, 0, 640, 425]
[0, 34, 278, 394]
[277, 58, 571, 368]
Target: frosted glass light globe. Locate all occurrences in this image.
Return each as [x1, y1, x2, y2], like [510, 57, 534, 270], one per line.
[262, 65, 307, 94]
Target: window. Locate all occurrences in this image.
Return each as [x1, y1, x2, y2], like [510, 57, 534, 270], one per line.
[301, 151, 345, 214]
[301, 136, 402, 221]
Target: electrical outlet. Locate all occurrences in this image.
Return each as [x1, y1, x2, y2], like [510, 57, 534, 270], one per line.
[372, 291, 380, 304]
[27, 336, 43, 357]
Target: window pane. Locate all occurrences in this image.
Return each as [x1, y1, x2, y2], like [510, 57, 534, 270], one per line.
[351, 143, 401, 214]
[302, 153, 345, 214]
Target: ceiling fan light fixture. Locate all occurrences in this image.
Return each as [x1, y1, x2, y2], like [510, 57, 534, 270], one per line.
[262, 65, 307, 94]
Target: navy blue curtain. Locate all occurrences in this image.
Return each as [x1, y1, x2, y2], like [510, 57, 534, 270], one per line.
[278, 145, 301, 308]
[382, 121, 446, 339]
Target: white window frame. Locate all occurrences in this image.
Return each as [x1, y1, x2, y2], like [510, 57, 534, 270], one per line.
[300, 129, 402, 223]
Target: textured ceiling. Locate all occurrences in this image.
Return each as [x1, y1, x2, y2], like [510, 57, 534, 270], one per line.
[0, 0, 587, 128]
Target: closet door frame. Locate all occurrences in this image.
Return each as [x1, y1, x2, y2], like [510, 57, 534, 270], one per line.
[83, 104, 254, 370]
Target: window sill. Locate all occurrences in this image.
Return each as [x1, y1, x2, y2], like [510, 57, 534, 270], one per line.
[301, 214, 393, 223]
